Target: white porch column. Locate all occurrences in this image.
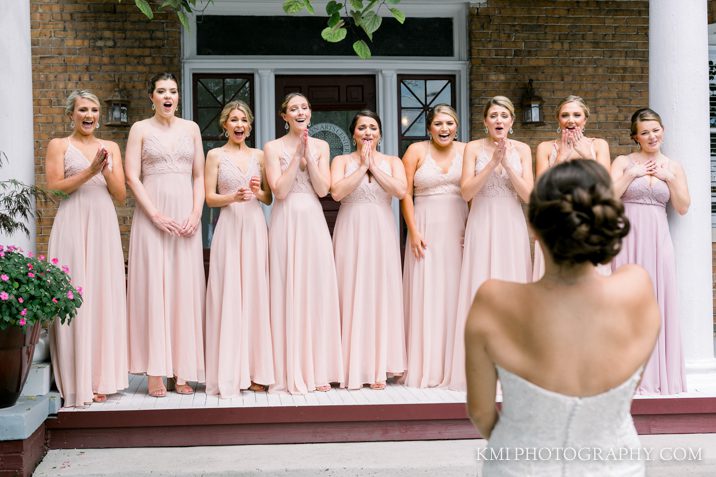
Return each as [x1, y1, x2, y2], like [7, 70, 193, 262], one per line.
[378, 69, 401, 226]
[0, 0, 34, 251]
[649, 0, 716, 390]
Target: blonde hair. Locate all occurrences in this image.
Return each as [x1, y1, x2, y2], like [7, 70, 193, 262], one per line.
[556, 95, 590, 119]
[280, 92, 311, 114]
[219, 100, 254, 132]
[65, 90, 100, 116]
[427, 104, 459, 128]
[483, 96, 515, 119]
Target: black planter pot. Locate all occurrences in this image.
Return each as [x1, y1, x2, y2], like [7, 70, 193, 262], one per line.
[0, 323, 42, 408]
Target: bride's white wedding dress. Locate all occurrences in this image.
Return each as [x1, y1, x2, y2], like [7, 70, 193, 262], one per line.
[482, 365, 645, 476]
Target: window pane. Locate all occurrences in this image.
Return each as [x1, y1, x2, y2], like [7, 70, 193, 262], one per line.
[197, 108, 221, 136]
[401, 81, 424, 108]
[427, 80, 451, 106]
[225, 78, 250, 103]
[403, 109, 426, 137]
[197, 79, 223, 107]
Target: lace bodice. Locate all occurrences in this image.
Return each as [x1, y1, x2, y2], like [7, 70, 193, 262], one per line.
[141, 134, 195, 176]
[217, 152, 259, 197]
[474, 147, 521, 199]
[279, 151, 315, 194]
[621, 163, 670, 208]
[341, 159, 393, 205]
[548, 140, 597, 167]
[63, 140, 107, 187]
[413, 151, 462, 197]
[484, 366, 644, 476]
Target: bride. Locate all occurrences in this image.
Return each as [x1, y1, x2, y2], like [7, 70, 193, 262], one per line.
[465, 160, 660, 476]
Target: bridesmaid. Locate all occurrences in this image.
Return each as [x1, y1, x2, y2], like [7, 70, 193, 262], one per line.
[533, 95, 612, 280]
[611, 108, 690, 394]
[204, 101, 274, 397]
[401, 104, 467, 388]
[443, 96, 533, 391]
[331, 110, 407, 390]
[263, 92, 343, 394]
[46, 90, 128, 407]
[126, 73, 206, 397]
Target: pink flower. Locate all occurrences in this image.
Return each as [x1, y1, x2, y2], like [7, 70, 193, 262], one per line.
[19, 317, 26, 326]
[51, 258, 59, 265]
[0, 252, 4, 258]
[17, 297, 24, 304]
[27, 272, 35, 278]
[39, 255, 45, 261]
[27, 263, 33, 270]
[0, 245, 4, 251]
[7, 245, 16, 251]
[52, 297, 58, 303]
[20, 308, 27, 316]
[67, 290, 74, 300]
[0, 291, 8, 301]
[62, 265, 70, 274]
[76, 286, 83, 296]
[0, 274, 8, 281]
[27, 251, 33, 258]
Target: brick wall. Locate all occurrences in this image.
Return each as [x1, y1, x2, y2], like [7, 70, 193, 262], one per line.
[31, 0, 181, 256]
[468, 0, 648, 158]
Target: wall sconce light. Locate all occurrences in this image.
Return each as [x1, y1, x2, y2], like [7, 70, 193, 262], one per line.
[521, 79, 544, 126]
[104, 87, 130, 127]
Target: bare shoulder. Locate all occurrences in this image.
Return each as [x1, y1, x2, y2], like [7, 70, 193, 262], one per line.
[536, 140, 554, 154]
[263, 138, 281, 154]
[592, 137, 609, 148]
[464, 138, 483, 156]
[612, 153, 632, 168]
[177, 117, 200, 134]
[251, 147, 265, 163]
[509, 139, 531, 153]
[469, 279, 524, 326]
[403, 140, 427, 158]
[308, 136, 329, 149]
[609, 264, 654, 305]
[47, 137, 68, 151]
[103, 140, 122, 156]
[205, 147, 222, 162]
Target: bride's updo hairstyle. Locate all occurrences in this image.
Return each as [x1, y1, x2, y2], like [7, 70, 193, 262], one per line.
[528, 160, 629, 266]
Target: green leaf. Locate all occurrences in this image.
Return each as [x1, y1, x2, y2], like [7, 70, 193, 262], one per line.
[350, 9, 361, 26]
[362, 0, 378, 14]
[304, 0, 315, 15]
[353, 39, 371, 59]
[385, 0, 401, 4]
[388, 7, 405, 24]
[177, 10, 189, 30]
[350, 0, 363, 10]
[321, 25, 348, 43]
[328, 13, 341, 28]
[360, 11, 381, 40]
[134, 0, 154, 19]
[326, 1, 342, 15]
[283, 0, 306, 14]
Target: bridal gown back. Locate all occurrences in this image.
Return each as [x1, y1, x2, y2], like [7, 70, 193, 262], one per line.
[483, 366, 644, 476]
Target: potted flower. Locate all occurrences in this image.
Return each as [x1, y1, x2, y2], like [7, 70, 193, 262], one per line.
[0, 245, 82, 407]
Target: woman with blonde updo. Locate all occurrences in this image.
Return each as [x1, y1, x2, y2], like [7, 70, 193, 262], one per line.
[466, 160, 658, 476]
[204, 101, 274, 397]
[611, 108, 690, 395]
[401, 104, 468, 388]
[47, 90, 128, 407]
[263, 92, 343, 394]
[443, 96, 533, 391]
[533, 95, 612, 280]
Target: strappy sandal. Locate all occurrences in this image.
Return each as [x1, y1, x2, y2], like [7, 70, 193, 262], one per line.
[167, 377, 194, 395]
[315, 384, 332, 392]
[147, 376, 167, 398]
[249, 382, 268, 392]
[92, 393, 108, 403]
[370, 383, 386, 390]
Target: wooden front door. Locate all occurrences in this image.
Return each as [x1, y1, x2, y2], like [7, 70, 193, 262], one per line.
[275, 75, 377, 234]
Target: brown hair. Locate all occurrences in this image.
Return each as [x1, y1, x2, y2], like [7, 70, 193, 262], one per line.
[147, 72, 179, 95]
[280, 92, 311, 114]
[528, 160, 629, 266]
[427, 104, 459, 128]
[349, 110, 382, 137]
[629, 108, 663, 143]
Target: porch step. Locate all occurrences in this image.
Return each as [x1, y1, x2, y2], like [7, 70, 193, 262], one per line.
[33, 434, 716, 476]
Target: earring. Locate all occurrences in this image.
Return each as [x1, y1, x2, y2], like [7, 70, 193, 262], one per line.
[307, 122, 311, 128]
[224, 130, 229, 138]
[509, 127, 513, 134]
[637, 143, 641, 150]
[428, 132, 432, 140]
[454, 132, 458, 141]
[378, 139, 383, 147]
[484, 127, 488, 134]
[70, 121, 75, 129]
[246, 131, 250, 138]
[96, 122, 100, 130]
[284, 122, 289, 131]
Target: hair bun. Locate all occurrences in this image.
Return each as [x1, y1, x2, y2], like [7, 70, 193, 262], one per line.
[529, 160, 629, 266]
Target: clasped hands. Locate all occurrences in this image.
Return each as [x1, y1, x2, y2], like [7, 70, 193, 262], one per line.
[294, 129, 319, 170]
[489, 138, 513, 173]
[151, 211, 201, 238]
[88, 145, 112, 175]
[557, 127, 592, 162]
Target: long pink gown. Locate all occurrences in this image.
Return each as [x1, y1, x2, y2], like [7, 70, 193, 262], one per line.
[333, 160, 406, 389]
[127, 134, 206, 384]
[403, 151, 467, 388]
[205, 153, 274, 397]
[443, 145, 532, 391]
[268, 151, 343, 394]
[533, 141, 611, 279]
[48, 139, 128, 407]
[612, 167, 686, 394]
